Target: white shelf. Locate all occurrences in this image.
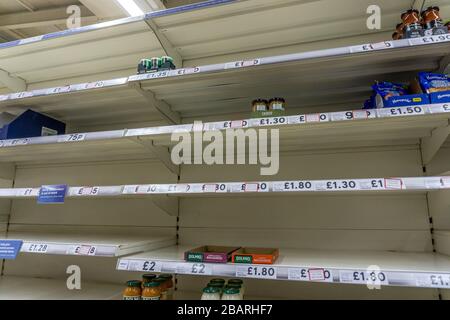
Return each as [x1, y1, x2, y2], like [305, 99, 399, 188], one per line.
[0, 103, 449, 165]
[0, 34, 449, 126]
[5, 232, 176, 257]
[117, 246, 450, 289]
[0, 176, 449, 201]
[0, 0, 433, 90]
[0, 276, 122, 300]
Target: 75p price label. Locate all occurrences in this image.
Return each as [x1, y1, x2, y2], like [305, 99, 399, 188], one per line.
[236, 266, 277, 280]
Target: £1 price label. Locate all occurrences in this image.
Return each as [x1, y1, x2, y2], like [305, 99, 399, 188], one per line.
[426, 274, 450, 288]
[236, 266, 277, 280]
[24, 243, 49, 253]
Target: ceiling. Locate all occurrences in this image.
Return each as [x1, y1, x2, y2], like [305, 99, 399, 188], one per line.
[0, 0, 202, 43]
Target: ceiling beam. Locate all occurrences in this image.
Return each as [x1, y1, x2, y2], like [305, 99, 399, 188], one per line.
[0, 69, 26, 92]
[0, 6, 97, 30]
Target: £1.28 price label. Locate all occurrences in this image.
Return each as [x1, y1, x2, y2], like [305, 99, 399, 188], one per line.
[236, 266, 277, 280]
[24, 243, 49, 253]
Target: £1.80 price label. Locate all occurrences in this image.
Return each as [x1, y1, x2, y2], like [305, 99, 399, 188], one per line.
[340, 270, 389, 285]
[236, 266, 277, 280]
[279, 181, 313, 192]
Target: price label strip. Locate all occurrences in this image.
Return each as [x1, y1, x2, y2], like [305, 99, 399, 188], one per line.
[288, 268, 333, 282]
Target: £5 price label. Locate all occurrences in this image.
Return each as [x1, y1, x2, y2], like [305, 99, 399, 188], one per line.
[236, 266, 277, 280]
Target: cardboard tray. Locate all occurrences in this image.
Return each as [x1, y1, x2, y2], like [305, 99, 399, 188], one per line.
[232, 247, 279, 265]
[184, 246, 241, 263]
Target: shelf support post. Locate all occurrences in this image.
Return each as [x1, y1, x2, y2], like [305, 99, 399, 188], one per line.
[421, 122, 450, 166]
[144, 19, 183, 69]
[129, 136, 180, 176]
[152, 195, 179, 216]
[130, 82, 181, 125]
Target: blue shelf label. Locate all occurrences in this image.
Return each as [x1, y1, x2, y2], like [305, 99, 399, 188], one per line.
[0, 240, 23, 259]
[38, 184, 68, 204]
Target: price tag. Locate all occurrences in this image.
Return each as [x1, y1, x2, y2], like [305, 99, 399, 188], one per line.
[58, 133, 86, 143]
[258, 117, 287, 127]
[429, 104, 450, 114]
[305, 113, 329, 123]
[242, 59, 261, 67]
[141, 260, 163, 273]
[288, 268, 333, 282]
[84, 81, 105, 90]
[236, 265, 277, 280]
[410, 34, 450, 45]
[416, 274, 450, 288]
[222, 120, 247, 129]
[351, 41, 393, 53]
[117, 260, 130, 271]
[225, 61, 244, 69]
[19, 35, 44, 45]
[16, 188, 35, 197]
[71, 245, 97, 256]
[243, 182, 268, 192]
[440, 177, 450, 188]
[324, 180, 359, 191]
[359, 179, 385, 190]
[178, 263, 212, 275]
[274, 181, 313, 192]
[1, 139, 29, 147]
[9, 92, 32, 100]
[23, 243, 49, 253]
[74, 187, 100, 196]
[379, 106, 426, 118]
[184, 67, 201, 75]
[384, 178, 403, 190]
[202, 184, 227, 193]
[339, 270, 389, 285]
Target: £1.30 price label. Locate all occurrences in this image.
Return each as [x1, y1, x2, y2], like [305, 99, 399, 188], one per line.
[236, 266, 277, 280]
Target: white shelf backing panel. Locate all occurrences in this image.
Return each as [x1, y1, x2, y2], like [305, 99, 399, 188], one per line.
[0, 103, 449, 164]
[5, 231, 176, 257]
[0, 276, 122, 300]
[117, 246, 450, 290]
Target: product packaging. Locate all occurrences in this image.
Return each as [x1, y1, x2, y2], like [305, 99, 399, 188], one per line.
[231, 247, 279, 265]
[185, 246, 241, 263]
[0, 109, 66, 140]
[372, 81, 429, 108]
